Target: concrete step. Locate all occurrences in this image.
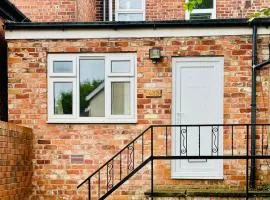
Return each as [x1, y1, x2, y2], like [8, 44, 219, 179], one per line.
[145, 190, 270, 199]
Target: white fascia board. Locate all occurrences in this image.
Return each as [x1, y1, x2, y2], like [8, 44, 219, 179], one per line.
[5, 27, 270, 40]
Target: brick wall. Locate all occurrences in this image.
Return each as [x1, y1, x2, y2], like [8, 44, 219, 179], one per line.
[0, 121, 33, 199]
[93, 0, 269, 21]
[146, 0, 184, 21]
[6, 34, 270, 199]
[77, 0, 96, 21]
[217, 0, 270, 18]
[10, 0, 77, 22]
[10, 0, 270, 22]
[0, 18, 7, 122]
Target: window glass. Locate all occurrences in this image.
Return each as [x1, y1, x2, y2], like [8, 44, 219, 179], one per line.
[118, 13, 143, 21]
[190, 13, 212, 20]
[119, 0, 142, 9]
[111, 61, 130, 73]
[194, 0, 213, 9]
[54, 82, 73, 115]
[53, 61, 73, 73]
[111, 82, 130, 115]
[48, 54, 136, 123]
[79, 59, 105, 117]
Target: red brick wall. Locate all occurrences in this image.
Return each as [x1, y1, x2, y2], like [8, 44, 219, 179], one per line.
[146, 0, 184, 21]
[94, 0, 268, 21]
[0, 121, 33, 199]
[10, 0, 270, 22]
[77, 0, 96, 21]
[10, 0, 77, 22]
[7, 34, 270, 199]
[217, 0, 270, 18]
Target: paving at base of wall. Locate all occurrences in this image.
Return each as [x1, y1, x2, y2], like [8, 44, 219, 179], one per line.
[145, 190, 270, 200]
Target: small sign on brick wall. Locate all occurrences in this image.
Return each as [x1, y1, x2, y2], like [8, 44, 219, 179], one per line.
[145, 89, 162, 98]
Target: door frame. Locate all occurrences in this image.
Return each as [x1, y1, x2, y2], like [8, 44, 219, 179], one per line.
[171, 56, 224, 179]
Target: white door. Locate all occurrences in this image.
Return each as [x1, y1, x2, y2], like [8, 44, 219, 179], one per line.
[172, 57, 224, 179]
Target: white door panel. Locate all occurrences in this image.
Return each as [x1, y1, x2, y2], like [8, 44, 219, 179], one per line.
[172, 57, 224, 179]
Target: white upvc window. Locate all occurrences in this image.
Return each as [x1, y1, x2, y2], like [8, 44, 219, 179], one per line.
[115, 0, 145, 21]
[48, 53, 137, 123]
[185, 0, 216, 20]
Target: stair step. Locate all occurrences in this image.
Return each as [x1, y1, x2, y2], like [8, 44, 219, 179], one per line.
[145, 190, 270, 198]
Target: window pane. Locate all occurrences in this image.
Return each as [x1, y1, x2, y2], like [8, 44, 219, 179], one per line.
[54, 82, 73, 115]
[111, 82, 130, 115]
[118, 13, 143, 21]
[190, 13, 212, 20]
[194, 0, 213, 9]
[111, 61, 130, 73]
[119, 0, 142, 9]
[80, 59, 105, 117]
[53, 61, 73, 73]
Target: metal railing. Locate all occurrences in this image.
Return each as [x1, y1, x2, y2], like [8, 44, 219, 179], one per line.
[77, 124, 270, 200]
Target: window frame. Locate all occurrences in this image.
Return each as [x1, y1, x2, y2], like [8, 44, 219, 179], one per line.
[185, 0, 216, 20]
[48, 77, 77, 120]
[47, 53, 137, 124]
[48, 54, 76, 77]
[115, 0, 146, 21]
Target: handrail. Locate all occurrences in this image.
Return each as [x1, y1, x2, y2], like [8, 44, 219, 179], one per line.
[77, 124, 270, 200]
[100, 157, 152, 200]
[77, 126, 152, 189]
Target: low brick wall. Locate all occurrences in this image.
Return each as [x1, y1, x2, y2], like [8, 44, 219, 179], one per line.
[0, 121, 33, 199]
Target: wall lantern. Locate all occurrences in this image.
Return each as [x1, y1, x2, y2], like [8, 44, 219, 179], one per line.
[149, 47, 161, 63]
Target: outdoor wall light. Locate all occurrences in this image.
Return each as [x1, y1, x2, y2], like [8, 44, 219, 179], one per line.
[149, 47, 161, 63]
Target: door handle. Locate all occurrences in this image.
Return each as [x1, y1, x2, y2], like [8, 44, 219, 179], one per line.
[176, 112, 184, 124]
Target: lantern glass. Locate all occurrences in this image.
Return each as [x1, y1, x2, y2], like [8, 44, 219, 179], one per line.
[149, 48, 161, 59]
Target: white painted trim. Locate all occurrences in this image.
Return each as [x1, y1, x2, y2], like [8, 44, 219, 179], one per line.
[107, 77, 135, 119]
[48, 77, 77, 120]
[171, 57, 224, 179]
[47, 118, 137, 124]
[115, 0, 145, 21]
[103, 0, 106, 21]
[6, 27, 270, 40]
[107, 54, 135, 77]
[109, 0, 113, 21]
[48, 54, 76, 77]
[47, 53, 137, 124]
[185, 0, 216, 20]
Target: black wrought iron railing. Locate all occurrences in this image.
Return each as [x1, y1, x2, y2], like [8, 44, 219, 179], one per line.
[77, 124, 270, 200]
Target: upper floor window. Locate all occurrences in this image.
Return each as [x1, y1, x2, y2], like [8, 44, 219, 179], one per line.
[185, 0, 216, 20]
[47, 53, 137, 123]
[115, 0, 145, 21]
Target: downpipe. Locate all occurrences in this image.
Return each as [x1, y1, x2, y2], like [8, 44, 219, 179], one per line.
[250, 23, 270, 189]
[250, 24, 257, 189]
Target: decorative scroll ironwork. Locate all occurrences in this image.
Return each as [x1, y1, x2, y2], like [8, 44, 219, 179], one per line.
[180, 127, 187, 155]
[107, 161, 114, 190]
[77, 124, 270, 200]
[212, 126, 219, 154]
[128, 143, 134, 171]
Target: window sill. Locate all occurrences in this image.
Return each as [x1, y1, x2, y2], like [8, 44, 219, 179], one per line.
[47, 118, 137, 124]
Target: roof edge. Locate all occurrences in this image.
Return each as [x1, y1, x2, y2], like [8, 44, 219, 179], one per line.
[0, 0, 30, 22]
[5, 18, 270, 30]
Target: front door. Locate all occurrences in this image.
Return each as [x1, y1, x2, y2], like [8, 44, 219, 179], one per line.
[172, 57, 224, 179]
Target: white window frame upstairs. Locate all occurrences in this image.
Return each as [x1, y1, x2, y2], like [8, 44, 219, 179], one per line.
[185, 0, 216, 20]
[115, 0, 145, 21]
[47, 53, 137, 124]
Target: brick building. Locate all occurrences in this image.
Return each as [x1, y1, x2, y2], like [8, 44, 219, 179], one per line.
[2, 0, 270, 199]
[0, 0, 30, 121]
